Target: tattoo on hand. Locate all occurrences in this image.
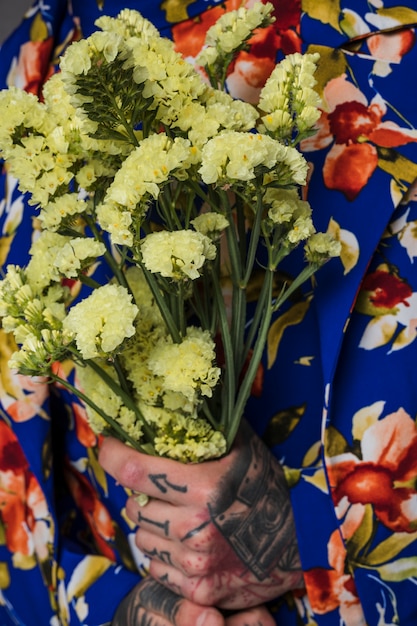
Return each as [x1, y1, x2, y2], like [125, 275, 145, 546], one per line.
[112, 578, 181, 626]
[149, 473, 188, 495]
[138, 512, 170, 537]
[145, 547, 174, 566]
[209, 431, 300, 580]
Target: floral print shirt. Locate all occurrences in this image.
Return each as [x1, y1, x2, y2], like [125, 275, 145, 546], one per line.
[1, 1, 417, 625]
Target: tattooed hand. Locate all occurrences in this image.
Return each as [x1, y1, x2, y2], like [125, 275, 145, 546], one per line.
[99, 422, 303, 611]
[111, 578, 276, 626]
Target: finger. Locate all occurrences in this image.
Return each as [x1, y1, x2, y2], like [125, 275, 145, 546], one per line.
[149, 559, 248, 608]
[136, 527, 220, 577]
[127, 496, 180, 539]
[126, 494, 215, 545]
[112, 577, 224, 626]
[225, 606, 276, 626]
[99, 437, 197, 505]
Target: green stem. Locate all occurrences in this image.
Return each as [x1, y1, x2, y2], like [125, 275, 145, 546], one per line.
[210, 266, 236, 430]
[49, 373, 151, 453]
[242, 188, 264, 286]
[242, 266, 273, 360]
[84, 213, 130, 291]
[272, 263, 320, 312]
[226, 270, 274, 449]
[79, 274, 102, 290]
[86, 359, 156, 444]
[140, 264, 182, 343]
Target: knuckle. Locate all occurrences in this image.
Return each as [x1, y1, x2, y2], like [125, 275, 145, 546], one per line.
[179, 552, 213, 577]
[117, 457, 145, 489]
[193, 586, 219, 607]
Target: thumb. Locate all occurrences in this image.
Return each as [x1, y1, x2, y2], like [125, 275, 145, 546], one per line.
[225, 605, 276, 626]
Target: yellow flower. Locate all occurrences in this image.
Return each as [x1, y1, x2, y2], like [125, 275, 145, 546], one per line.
[141, 230, 216, 280]
[147, 327, 220, 403]
[199, 131, 285, 184]
[63, 284, 138, 359]
[191, 213, 229, 239]
[305, 233, 342, 263]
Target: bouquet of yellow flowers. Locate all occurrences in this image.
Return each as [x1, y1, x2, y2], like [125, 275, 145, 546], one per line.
[0, 4, 340, 462]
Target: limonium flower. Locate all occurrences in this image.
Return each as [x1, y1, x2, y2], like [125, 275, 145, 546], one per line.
[305, 232, 342, 263]
[265, 188, 310, 225]
[259, 52, 321, 143]
[196, 2, 274, 89]
[141, 230, 216, 281]
[191, 213, 229, 239]
[76, 362, 143, 440]
[96, 8, 160, 41]
[63, 284, 138, 359]
[26, 231, 106, 288]
[97, 134, 193, 246]
[199, 131, 286, 184]
[0, 265, 71, 375]
[39, 194, 89, 231]
[153, 414, 227, 463]
[147, 327, 220, 403]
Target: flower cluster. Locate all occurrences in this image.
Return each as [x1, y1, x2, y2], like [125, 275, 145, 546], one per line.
[0, 4, 340, 462]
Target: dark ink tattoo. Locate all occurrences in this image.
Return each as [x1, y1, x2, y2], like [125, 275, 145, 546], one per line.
[148, 473, 187, 495]
[208, 429, 300, 580]
[146, 547, 174, 566]
[138, 512, 170, 537]
[180, 519, 210, 542]
[112, 578, 182, 626]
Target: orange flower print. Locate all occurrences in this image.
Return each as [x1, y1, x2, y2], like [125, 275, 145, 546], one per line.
[302, 75, 417, 200]
[327, 408, 417, 533]
[72, 402, 98, 449]
[172, 0, 301, 103]
[3, 374, 49, 423]
[0, 421, 52, 560]
[7, 39, 55, 97]
[65, 463, 116, 561]
[303, 530, 365, 624]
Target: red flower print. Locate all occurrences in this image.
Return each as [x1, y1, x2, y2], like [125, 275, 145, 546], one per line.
[360, 269, 412, 311]
[327, 408, 417, 533]
[302, 76, 417, 200]
[354, 266, 417, 351]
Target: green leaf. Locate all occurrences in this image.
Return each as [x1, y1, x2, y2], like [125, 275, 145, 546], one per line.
[302, 0, 342, 32]
[365, 532, 417, 566]
[267, 297, 312, 368]
[376, 7, 417, 24]
[325, 425, 349, 457]
[347, 504, 375, 560]
[305, 45, 348, 98]
[377, 148, 417, 186]
[377, 557, 417, 582]
[263, 404, 306, 446]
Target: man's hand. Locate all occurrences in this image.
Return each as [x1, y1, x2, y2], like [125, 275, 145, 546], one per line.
[112, 578, 276, 626]
[99, 423, 303, 610]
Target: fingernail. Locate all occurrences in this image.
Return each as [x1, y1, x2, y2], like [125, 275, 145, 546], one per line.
[196, 609, 220, 626]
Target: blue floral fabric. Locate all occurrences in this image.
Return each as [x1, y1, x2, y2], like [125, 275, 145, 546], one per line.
[1, 1, 417, 625]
